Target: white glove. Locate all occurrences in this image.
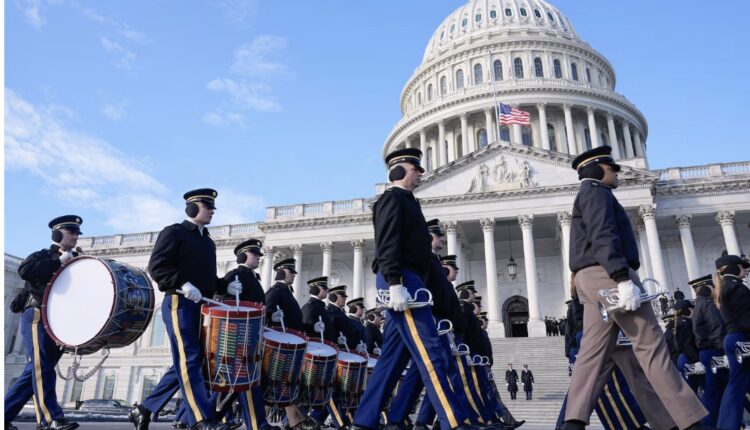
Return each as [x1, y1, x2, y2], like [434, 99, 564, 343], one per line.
[271, 309, 284, 323]
[227, 276, 243, 296]
[314, 321, 325, 334]
[388, 285, 410, 312]
[694, 362, 706, 374]
[356, 343, 367, 354]
[617, 280, 642, 311]
[337, 333, 348, 347]
[59, 250, 75, 263]
[180, 282, 202, 303]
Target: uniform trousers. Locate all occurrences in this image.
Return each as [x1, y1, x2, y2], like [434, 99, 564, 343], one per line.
[142, 295, 215, 427]
[310, 393, 350, 429]
[566, 266, 706, 429]
[212, 385, 268, 430]
[4, 308, 65, 425]
[698, 348, 725, 427]
[676, 353, 702, 394]
[717, 333, 750, 429]
[353, 270, 469, 430]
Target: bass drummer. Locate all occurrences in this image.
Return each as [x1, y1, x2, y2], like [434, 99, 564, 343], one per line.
[129, 189, 241, 430]
[4, 215, 83, 430]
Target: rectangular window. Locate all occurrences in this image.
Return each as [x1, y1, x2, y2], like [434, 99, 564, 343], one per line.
[101, 374, 116, 400]
[69, 379, 84, 403]
[149, 310, 166, 347]
[141, 375, 158, 401]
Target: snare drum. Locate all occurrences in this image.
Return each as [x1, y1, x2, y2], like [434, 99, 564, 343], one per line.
[201, 301, 264, 392]
[336, 351, 368, 411]
[42, 256, 155, 355]
[262, 328, 308, 406]
[299, 339, 338, 407]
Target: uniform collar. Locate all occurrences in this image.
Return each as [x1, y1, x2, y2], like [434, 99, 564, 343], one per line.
[581, 178, 611, 190]
[310, 296, 322, 301]
[183, 219, 207, 236]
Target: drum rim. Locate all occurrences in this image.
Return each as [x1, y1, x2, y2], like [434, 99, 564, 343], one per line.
[263, 327, 308, 348]
[337, 350, 368, 364]
[201, 300, 265, 318]
[304, 338, 339, 357]
[42, 256, 155, 353]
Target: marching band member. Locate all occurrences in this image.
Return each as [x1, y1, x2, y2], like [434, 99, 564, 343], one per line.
[689, 275, 726, 427]
[4, 215, 83, 430]
[714, 254, 750, 429]
[563, 147, 707, 430]
[327, 285, 350, 344]
[129, 189, 239, 430]
[365, 308, 385, 355]
[669, 300, 701, 393]
[302, 276, 333, 341]
[351, 148, 475, 430]
[346, 297, 368, 351]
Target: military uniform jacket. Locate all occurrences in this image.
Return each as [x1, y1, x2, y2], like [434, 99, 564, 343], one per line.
[564, 298, 584, 358]
[327, 303, 349, 342]
[148, 220, 227, 297]
[505, 369, 519, 391]
[569, 180, 640, 282]
[222, 265, 265, 304]
[692, 293, 725, 350]
[372, 187, 432, 285]
[479, 328, 494, 366]
[265, 281, 303, 332]
[301, 298, 333, 341]
[345, 316, 368, 350]
[366, 323, 383, 354]
[426, 253, 466, 336]
[521, 370, 534, 391]
[719, 275, 750, 336]
[18, 245, 73, 305]
[674, 316, 699, 362]
[460, 301, 484, 354]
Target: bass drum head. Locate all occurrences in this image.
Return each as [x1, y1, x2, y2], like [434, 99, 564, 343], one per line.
[45, 257, 116, 348]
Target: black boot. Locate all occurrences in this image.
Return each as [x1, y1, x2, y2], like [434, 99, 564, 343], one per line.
[129, 405, 152, 430]
[560, 421, 585, 430]
[5, 422, 18, 430]
[173, 421, 189, 429]
[48, 418, 80, 430]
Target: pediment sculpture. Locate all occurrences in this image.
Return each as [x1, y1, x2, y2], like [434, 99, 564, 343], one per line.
[468, 156, 536, 193]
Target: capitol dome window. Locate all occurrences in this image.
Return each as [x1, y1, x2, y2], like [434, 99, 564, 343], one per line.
[490, 9, 497, 19]
[547, 12, 555, 22]
[477, 129, 488, 148]
[586, 68, 592, 83]
[505, 8, 513, 17]
[462, 15, 468, 28]
[534, 58, 544, 78]
[534, 9, 542, 18]
[427, 84, 434, 101]
[548, 124, 557, 151]
[599, 131, 609, 147]
[440, 76, 447, 95]
[522, 127, 532, 146]
[475, 12, 482, 22]
[571, 62, 579, 81]
[500, 126, 510, 142]
[520, 8, 528, 17]
[456, 69, 465, 89]
[553, 59, 562, 78]
[493, 60, 503, 81]
[450, 23, 456, 33]
[474, 64, 484, 84]
[440, 31, 445, 41]
[514, 58, 524, 79]
[584, 128, 592, 150]
[417, 92, 422, 105]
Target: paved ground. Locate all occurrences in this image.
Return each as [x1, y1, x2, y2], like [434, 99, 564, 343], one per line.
[12, 422, 605, 430]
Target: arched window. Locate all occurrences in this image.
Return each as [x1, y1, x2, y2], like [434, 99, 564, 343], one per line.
[450, 23, 456, 33]
[505, 8, 513, 17]
[520, 8, 528, 17]
[474, 64, 483, 84]
[522, 127, 532, 146]
[534, 58, 544, 77]
[456, 69, 464, 89]
[534, 9, 542, 18]
[584, 128, 592, 150]
[514, 58, 524, 78]
[493, 60, 503, 80]
[477, 128, 488, 148]
[150, 309, 166, 347]
[462, 15, 468, 28]
[500, 126, 510, 142]
[475, 12, 482, 22]
[427, 84, 434, 101]
[490, 9, 497, 19]
[417, 92, 422, 105]
[440, 31, 445, 41]
[547, 12, 555, 22]
[571, 62, 579, 81]
[553, 59, 562, 78]
[548, 124, 557, 151]
[440, 76, 447, 95]
[586, 67, 592, 83]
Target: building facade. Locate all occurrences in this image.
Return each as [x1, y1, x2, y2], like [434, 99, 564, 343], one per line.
[5, 0, 750, 406]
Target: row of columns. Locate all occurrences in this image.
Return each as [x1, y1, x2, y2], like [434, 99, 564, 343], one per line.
[402, 103, 646, 171]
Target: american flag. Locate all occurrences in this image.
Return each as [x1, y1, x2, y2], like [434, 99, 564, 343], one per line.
[497, 103, 531, 125]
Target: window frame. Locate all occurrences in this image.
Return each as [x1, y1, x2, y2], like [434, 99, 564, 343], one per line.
[474, 63, 483, 85]
[534, 57, 544, 78]
[493, 59, 503, 81]
[514, 58, 524, 79]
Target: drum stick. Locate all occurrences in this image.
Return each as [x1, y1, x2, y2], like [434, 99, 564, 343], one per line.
[176, 290, 228, 308]
[234, 275, 240, 310]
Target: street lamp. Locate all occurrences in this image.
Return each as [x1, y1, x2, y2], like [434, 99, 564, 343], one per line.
[506, 222, 517, 280]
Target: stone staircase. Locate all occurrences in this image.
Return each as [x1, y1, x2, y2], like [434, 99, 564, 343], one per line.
[485, 336, 603, 428]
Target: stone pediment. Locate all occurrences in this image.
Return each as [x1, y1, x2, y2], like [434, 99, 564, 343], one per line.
[414, 142, 656, 199]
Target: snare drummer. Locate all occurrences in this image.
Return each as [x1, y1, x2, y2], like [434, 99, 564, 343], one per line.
[302, 276, 333, 341]
[346, 298, 368, 352]
[129, 189, 240, 430]
[4, 216, 82, 430]
[563, 147, 707, 430]
[365, 308, 384, 355]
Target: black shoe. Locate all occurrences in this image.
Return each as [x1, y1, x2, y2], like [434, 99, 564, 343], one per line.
[173, 421, 189, 429]
[684, 424, 716, 430]
[414, 425, 429, 430]
[48, 419, 80, 430]
[560, 421, 585, 430]
[129, 405, 152, 430]
[385, 424, 406, 430]
[192, 421, 231, 430]
[292, 418, 322, 430]
[6, 422, 19, 430]
[36, 424, 46, 430]
[510, 420, 525, 429]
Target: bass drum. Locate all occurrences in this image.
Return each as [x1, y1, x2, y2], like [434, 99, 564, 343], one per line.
[42, 256, 155, 355]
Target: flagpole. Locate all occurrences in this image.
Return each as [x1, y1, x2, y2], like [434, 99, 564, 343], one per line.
[489, 50, 502, 145]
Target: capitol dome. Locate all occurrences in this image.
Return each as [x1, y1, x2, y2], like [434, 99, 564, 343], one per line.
[384, 0, 648, 172]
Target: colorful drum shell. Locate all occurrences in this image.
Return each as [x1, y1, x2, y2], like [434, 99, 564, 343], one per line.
[201, 301, 264, 392]
[336, 350, 368, 410]
[43, 256, 155, 355]
[299, 338, 339, 407]
[262, 328, 308, 406]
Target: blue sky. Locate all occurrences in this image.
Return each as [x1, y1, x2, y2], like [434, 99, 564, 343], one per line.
[5, 0, 749, 257]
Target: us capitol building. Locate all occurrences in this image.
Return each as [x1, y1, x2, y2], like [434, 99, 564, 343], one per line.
[5, 0, 750, 407]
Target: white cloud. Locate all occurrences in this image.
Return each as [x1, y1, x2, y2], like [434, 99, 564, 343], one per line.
[201, 111, 247, 128]
[15, 0, 47, 29]
[101, 37, 136, 70]
[78, 6, 149, 44]
[230, 35, 288, 77]
[211, 189, 267, 226]
[214, 0, 258, 24]
[5, 89, 179, 232]
[101, 100, 129, 121]
[206, 78, 281, 112]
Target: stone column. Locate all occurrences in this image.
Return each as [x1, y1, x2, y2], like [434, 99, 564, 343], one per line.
[321, 242, 333, 279]
[639, 205, 669, 291]
[512, 123, 523, 145]
[538, 103, 550, 150]
[261, 246, 275, 290]
[484, 108, 496, 145]
[635, 221, 653, 280]
[606, 113, 621, 159]
[460, 113, 470, 156]
[352, 239, 365, 299]
[480, 218, 503, 336]
[586, 107, 599, 148]
[623, 122, 635, 158]
[633, 130, 644, 157]
[443, 221, 459, 255]
[558, 211, 573, 299]
[676, 215, 699, 298]
[438, 120, 447, 166]
[563, 104, 578, 155]
[291, 245, 305, 303]
[419, 130, 427, 167]
[519, 215, 545, 336]
[716, 211, 741, 255]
